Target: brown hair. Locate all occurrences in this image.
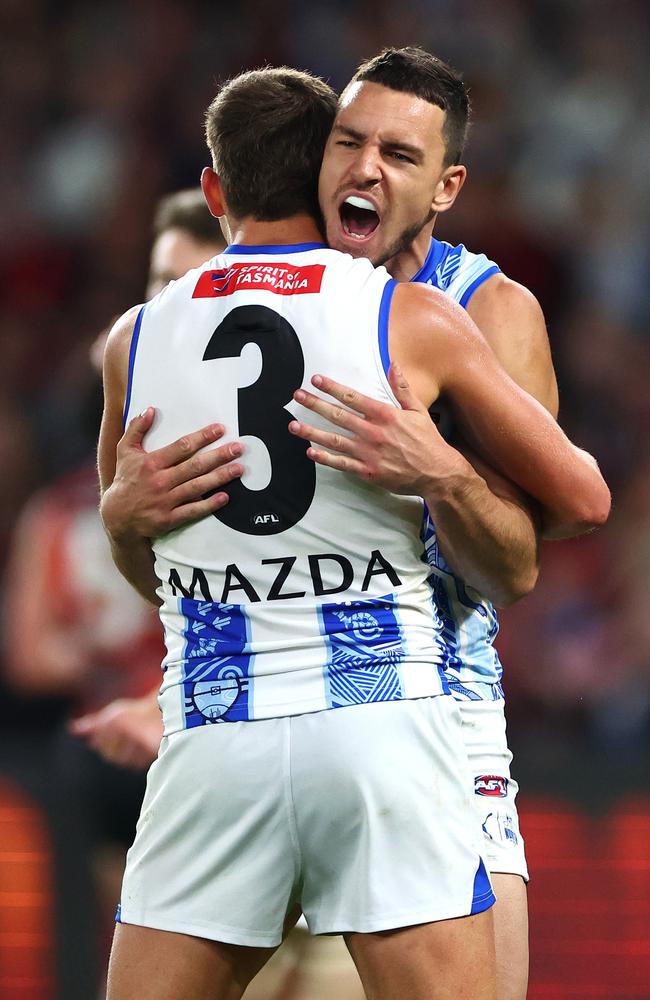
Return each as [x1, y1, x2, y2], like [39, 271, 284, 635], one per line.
[153, 188, 225, 248]
[205, 67, 338, 222]
[349, 47, 470, 165]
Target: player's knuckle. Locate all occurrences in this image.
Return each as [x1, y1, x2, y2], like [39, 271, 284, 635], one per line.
[178, 435, 191, 454]
[158, 511, 175, 532]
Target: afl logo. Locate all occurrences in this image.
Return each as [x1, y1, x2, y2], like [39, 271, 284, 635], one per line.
[192, 675, 241, 721]
[475, 775, 508, 797]
[253, 513, 280, 525]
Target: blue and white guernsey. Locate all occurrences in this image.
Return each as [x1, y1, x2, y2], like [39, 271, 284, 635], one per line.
[413, 239, 504, 702]
[124, 244, 449, 734]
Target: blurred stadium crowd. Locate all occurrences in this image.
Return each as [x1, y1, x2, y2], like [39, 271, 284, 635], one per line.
[0, 1, 648, 998]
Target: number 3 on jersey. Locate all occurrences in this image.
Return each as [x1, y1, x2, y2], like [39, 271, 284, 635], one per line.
[203, 305, 316, 535]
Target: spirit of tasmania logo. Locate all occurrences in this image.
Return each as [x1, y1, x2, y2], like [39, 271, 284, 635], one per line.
[192, 262, 325, 298]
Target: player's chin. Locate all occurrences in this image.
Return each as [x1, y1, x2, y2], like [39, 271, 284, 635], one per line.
[327, 222, 383, 262]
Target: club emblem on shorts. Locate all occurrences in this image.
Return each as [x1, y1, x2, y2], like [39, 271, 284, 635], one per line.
[192, 674, 242, 721]
[475, 774, 508, 797]
[481, 811, 518, 847]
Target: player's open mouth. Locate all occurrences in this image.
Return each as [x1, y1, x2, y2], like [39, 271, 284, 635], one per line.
[339, 195, 380, 241]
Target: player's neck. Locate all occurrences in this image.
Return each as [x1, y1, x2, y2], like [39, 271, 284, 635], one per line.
[384, 220, 436, 283]
[228, 214, 325, 248]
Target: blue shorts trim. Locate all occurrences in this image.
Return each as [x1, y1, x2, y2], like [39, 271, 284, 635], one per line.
[470, 856, 496, 914]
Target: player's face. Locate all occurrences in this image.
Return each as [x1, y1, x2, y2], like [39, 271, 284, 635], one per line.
[319, 82, 456, 268]
[147, 229, 222, 298]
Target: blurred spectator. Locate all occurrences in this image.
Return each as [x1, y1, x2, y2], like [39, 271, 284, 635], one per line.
[1, 187, 226, 997]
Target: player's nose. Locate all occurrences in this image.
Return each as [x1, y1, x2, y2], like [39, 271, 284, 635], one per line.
[348, 145, 382, 186]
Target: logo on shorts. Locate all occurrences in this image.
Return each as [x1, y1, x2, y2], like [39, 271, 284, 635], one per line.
[482, 811, 519, 847]
[475, 774, 508, 797]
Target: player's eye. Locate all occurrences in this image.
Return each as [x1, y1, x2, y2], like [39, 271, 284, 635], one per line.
[336, 140, 359, 149]
[387, 150, 414, 164]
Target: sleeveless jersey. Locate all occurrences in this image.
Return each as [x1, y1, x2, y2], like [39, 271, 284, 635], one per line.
[412, 238, 504, 701]
[124, 243, 449, 734]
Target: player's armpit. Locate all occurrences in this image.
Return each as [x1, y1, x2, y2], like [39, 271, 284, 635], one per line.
[390, 283, 611, 537]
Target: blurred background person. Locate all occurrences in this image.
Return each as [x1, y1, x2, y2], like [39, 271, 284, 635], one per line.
[1, 188, 226, 999]
[0, 3, 647, 999]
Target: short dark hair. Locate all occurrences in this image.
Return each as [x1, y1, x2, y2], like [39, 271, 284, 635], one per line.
[153, 188, 225, 247]
[349, 47, 470, 165]
[205, 67, 338, 222]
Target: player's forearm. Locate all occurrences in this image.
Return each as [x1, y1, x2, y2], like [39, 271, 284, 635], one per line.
[105, 527, 161, 606]
[422, 460, 539, 608]
[444, 364, 611, 536]
[538, 446, 609, 540]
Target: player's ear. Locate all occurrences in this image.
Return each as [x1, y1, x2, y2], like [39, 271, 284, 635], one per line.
[431, 164, 466, 215]
[201, 167, 227, 218]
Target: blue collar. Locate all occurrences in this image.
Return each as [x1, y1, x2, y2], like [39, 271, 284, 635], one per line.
[224, 242, 328, 255]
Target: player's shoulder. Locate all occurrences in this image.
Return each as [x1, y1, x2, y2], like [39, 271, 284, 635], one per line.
[321, 245, 381, 277]
[394, 277, 461, 321]
[466, 272, 548, 350]
[391, 281, 474, 360]
[102, 303, 145, 395]
[414, 237, 499, 294]
[105, 304, 143, 352]
[467, 271, 544, 319]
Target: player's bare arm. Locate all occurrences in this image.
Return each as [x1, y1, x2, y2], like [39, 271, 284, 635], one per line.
[99, 308, 245, 605]
[467, 275, 607, 533]
[289, 282, 555, 607]
[291, 282, 610, 539]
[466, 274, 559, 418]
[413, 273, 557, 602]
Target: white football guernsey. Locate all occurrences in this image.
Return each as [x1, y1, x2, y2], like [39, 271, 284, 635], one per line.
[124, 242, 449, 734]
[412, 238, 504, 701]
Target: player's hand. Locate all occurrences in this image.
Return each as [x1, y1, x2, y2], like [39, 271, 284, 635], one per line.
[101, 408, 245, 540]
[68, 693, 163, 770]
[288, 364, 469, 496]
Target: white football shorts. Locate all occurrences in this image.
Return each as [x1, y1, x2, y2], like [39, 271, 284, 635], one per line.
[118, 696, 494, 947]
[458, 698, 529, 881]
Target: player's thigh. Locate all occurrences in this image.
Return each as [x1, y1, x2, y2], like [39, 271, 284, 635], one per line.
[491, 873, 528, 1000]
[345, 908, 497, 1000]
[107, 922, 275, 1000]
